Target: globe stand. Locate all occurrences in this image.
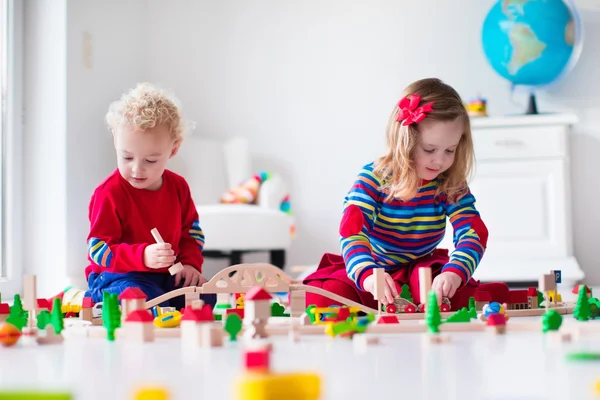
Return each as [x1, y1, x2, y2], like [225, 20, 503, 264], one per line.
[525, 93, 539, 115]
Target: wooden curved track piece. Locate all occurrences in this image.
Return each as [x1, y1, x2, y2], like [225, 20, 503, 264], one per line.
[197, 263, 296, 294]
[144, 287, 197, 309]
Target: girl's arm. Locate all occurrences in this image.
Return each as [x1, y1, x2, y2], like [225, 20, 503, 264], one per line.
[340, 165, 382, 290]
[442, 189, 489, 284]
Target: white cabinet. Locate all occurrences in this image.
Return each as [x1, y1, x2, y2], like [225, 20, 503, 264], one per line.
[439, 114, 583, 285]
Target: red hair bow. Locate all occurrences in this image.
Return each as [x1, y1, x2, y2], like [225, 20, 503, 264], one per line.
[396, 94, 434, 126]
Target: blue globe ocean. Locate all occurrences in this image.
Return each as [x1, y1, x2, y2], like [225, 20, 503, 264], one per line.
[482, 0, 580, 88]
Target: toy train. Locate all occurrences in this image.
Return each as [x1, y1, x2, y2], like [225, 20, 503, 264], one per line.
[383, 296, 451, 314]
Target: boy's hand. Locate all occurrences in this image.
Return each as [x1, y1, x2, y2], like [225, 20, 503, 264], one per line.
[431, 271, 462, 304]
[363, 272, 398, 305]
[143, 243, 176, 269]
[175, 265, 208, 287]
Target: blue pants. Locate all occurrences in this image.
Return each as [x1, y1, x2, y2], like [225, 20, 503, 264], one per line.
[85, 271, 216, 310]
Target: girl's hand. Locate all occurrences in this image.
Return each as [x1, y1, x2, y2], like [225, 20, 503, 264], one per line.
[175, 265, 208, 287]
[143, 243, 176, 269]
[431, 271, 462, 304]
[363, 271, 398, 305]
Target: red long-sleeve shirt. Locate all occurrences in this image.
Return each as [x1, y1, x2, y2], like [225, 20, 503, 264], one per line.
[85, 169, 205, 280]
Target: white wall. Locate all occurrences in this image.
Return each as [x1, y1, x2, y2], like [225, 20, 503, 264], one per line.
[23, 0, 68, 296]
[23, 0, 147, 295]
[20, 0, 600, 295]
[142, 0, 600, 283]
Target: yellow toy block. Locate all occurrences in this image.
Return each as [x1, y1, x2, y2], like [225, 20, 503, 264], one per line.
[236, 372, 321, 400]
[133, 387, 169, 400]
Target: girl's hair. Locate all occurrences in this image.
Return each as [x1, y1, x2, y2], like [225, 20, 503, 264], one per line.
[105, 82, 193, 142]
[373, 78, 474, 203]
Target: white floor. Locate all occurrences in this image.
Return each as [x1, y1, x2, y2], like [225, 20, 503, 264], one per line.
[1, 317, 600, 400]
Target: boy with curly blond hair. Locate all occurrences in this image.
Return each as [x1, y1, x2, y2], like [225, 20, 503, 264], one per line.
[72, 83, 215, 310]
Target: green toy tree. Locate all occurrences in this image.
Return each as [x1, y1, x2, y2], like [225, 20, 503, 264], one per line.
[399, 284, 413, 303]
[537, 290, 545, 308]
[102, 292, 121, 341]
[542, 309, 563, 333]
[271, 303, 288, 317]
[6, 294, 28, 331]
[37, 310, 51, 330]
[445, 307, 471, 323]
[224, 313, 243, 341]
[425, 291, 442, 334]
[574, 285, 591, 321]
[50, 298, 64, 334]
[467, 297, 477, 319]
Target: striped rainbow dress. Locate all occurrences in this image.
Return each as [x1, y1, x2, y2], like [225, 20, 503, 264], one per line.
[340, 162, 487, 289]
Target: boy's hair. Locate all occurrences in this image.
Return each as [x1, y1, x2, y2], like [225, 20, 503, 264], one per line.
[373, 78, 474, 203]
[105, 82, 191, 142]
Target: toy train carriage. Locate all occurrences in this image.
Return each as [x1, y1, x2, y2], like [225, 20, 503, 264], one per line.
[383, 296, 451, 314]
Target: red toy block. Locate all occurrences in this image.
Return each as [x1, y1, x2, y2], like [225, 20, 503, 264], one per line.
[244, 349, 270, 372]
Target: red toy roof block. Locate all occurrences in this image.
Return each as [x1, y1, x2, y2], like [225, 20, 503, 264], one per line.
[486, 313, 506, 326]
[181, 305, 214, 322]
[119, 287, 148, 300]
[244, 349, 270, 371]
[125, 309, 154, 323]
[0, 303, 9, 314]
[82, 297, 94, 308]
[507, 290, 528, 304]
[572, 284, 591, 294]
[377, 315, 399, 324]
[36, 299, 51, 309]
[474, 291, 492, 302]
[527, 287, 537, 297]
[245, 286, 272, 301]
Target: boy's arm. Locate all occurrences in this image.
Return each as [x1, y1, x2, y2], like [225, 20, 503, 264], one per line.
[442, 189, 489, 284]
[87, 191, 148, 273]
[339, 166, 382, 290]
[176, 181, 205, 272]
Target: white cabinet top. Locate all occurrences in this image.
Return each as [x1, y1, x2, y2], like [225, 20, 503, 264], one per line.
[470, 113, 579, 129]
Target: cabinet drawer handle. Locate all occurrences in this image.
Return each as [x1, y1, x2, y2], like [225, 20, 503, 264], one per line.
[494, 139, 525, 147]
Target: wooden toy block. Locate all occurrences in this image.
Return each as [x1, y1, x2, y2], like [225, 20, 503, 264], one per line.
[418, 267, 432, 305]
[150, 227, 185, 276]
[124, 310, 155, 342]
[289, 290, 306, 318]
[23, 274, 37, 330]
[244, 287, 272, 323]
[191, 299, 205, 310]
[200, 323, 223, 348]
[373, 268, 385, 314]
[185, 292, 200, 308]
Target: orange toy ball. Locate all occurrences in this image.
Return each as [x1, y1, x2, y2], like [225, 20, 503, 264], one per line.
[0, 323, 22, 347]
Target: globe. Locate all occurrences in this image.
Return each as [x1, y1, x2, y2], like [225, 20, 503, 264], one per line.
[481, 0, 582, 113]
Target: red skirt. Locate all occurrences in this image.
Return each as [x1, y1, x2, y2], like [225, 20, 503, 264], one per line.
[302, 249, 485, 310]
